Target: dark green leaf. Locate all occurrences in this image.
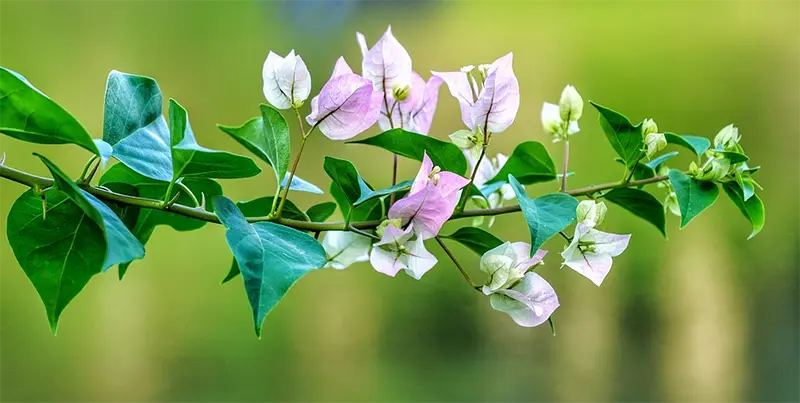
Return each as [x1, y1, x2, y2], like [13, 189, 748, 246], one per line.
[664, 132, 710, 156]
[348, 128, 467, 175]
[218, 104, 290, 183]
[441, 227, 504, 256]
[306, 202, 337, 222]
[508, 174, 578, 252]
[603, 188, 667, 236]
[330, 182, 386, 222]
[281, 173, 323, 194]
[723, 182, 764, 239]
[7, 156, 144, 331]
[488, 141, 556, 185]
[669, 169, 719, 228]
[214, 196, 326, 337]
[590, 101, 643, 169]
[355, 179, 412, 205]
[0, 67, 99, 154]
[713, 150, 749, 164]
[323, 157, 361, 204]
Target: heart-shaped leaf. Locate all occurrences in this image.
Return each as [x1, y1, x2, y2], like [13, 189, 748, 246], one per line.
[7, 155, 144, 331]
[590, 101, 644, 169]
[603, 188, 667, 236]
[0, 67, 99, 154]
[508, 174, 578, 252]
[323, 156, 361, 204]
[215, 196, 326, 337]
[669, 169, 719, 228]
[664, 132, 710, 156]
[306, 202, 337, 222]
[441, 227, 504, 256]
[348, 129, 468, 175]
[218, 104, 290, 184]
[722, 182, 764, 239]
[103, 71, 172, 181]
[487, 141, 556, 185]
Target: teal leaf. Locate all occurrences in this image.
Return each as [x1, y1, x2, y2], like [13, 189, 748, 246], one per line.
[668, 169, 719, 228]
[590, 101, 644, 169]
[348, 129, 468, 175]
[218, 104, 290, 184]
[713, 149, 749, 164]
[7, 156, 144, 331]
[214, 196, 326, 337]
[102, 71, 172, 181]
[168, 99, 260, 180]
[355, 179, 413, 205]
[603, 188, 667, 236]
[306, 202, 337, 222]
[324, 156, 361, 204]
[487, 141, 556, 185]
[664, 132, 710, 156]
[722, 182, 764, 239]
[508, 174, 578, 252]
[93, 139, 114, 167]
[644, 151, 679, 170]
[441, 227, 504, 256]
[281, 173, 323, 194]
[0, 67, 99, 154]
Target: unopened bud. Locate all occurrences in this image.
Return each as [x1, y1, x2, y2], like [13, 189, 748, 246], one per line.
[642, 118, 659, 137]
[664, 192, 681, 217]
[449, 129, 479, 149]
[460, 65, 475, 74]
[576, 200, 607, 228]
[688, 161, 701, 178]
[706, 157, 731, 181]
[375, 218, 402, 238]
[392, 83, 410, 101]
[713, 124, 740, 151]
[645, 132, 667, 159]
[559, 85, 583, 122]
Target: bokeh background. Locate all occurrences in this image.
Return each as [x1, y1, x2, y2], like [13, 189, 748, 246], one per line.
[1, 1, 798, 402]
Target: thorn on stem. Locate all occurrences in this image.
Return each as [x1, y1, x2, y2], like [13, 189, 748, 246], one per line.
[41, 193, 47, 220]
[0, 152, 6, 165]
[163, 191, 181, 208]
[199, 192, 207, 211]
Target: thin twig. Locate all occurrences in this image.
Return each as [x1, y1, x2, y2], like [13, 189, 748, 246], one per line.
[434, 236, 480, 291]
[560, 140, 569, 192]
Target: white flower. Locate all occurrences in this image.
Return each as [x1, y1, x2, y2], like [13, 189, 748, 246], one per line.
[645, 132, 667, 159]
[489, 272, 560, 327]
[576, 200, 608, 228]
[369, 223, 437, 280]
[561, 222, 631, 286]
[541, 102, 579, 141]
[642, 118, 659, 136]
[321, 231, 371, 270]
[559, 84, 583, 122]
[479, 242, 546, 294]
[714, 124, 740, 151]
[262, 50, 311, 109]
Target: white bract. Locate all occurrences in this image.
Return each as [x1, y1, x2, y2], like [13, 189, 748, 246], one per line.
[321, 231, 372, 270]
[262, 50, 311, 109]
[561, 222, 631, 286]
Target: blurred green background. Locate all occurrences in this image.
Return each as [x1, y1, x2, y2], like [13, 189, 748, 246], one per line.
[1, 1, 798, 402]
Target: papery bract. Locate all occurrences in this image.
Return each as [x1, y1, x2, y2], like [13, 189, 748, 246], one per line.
[306, 57, 382, 140]
[433, 52, 520, 134]
[388, 153, 469, 239]
[321, 231, 371, 270]
[467, 151, 514, 227]
[369, 223, 437, 279]
[262, 50, 311, 109]
[489, 272, 559, 327]
[559, 84, 583, 122]
[356, 26, 413, 95]
[541, 102, 579, 141]
[479, 242, 547, 294]
[576, 200, 607, 228]
[714, 124, 741, 151]
[561, 222, 631, 286]
[377, 72, 443, 134]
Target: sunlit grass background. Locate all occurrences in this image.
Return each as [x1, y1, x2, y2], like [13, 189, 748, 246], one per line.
[1, 1, 798, 401]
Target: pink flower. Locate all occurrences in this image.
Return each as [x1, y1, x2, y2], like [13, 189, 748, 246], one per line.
[432, 53, 520, 134]
[388, 153, 469, 239]
[489, 272, 560, 327]
[560, 222, 631, 286]
[306, 57, 382, 140]
[369, 223, 437, 280]
[376, 72, 443, 134]
[356, 26, 412, 97]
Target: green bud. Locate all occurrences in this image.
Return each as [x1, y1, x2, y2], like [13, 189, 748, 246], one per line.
[713, 124, 740, 151]
[688, 161, 701, 178]
[291, 99, 305, 109]
[706, 157, 731, 181]
[664, 191, 681, 217]
[449, 129, 478, 149]
[559, 85, 583, 122]
[392, 83, 411, 101]
[644, 132, 667, 159]
[642, 118, 659, 137]
[375, 218, 402, 238]
[576, 200, 607, 227]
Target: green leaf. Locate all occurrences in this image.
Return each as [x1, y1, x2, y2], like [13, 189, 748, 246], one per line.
[356, 179, 412, 205]
[487, 141, 556, 185]
[0, 67, 99, 154]
[323, 157, 361, 204]
[713, 150, 749, 164]
[603, 188, 667, 236]
[441, 227, 504, 256]
[214, 196, 326, 337]
[644, 151, 679, 170]
[99, 164, 222, 278]
[281, 173, 323, 194]
[168, 99, 261, 180]
[669, 169, 719, 228]
[664, 132, 710, 156]
[508, 174, 578, 252]
[590, 101, 644, 169]
[7, 156, 144, 331]
[330, 182, 385, 222]
[723, 182, 764, 239]
[306, 202, 337, 222]
[348, 128, 468, 175]
[218, 104, 290, 184]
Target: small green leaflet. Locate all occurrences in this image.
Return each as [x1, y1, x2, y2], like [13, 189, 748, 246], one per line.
[590, 101, 643, 169]
[281, 173, 323, 194]
[306, 202, 337, 222]
[168, 99, 260, 181]
[508, 174, 578, 252]
[348, 129, 468, 175]
[356, 179, 413, 205]
[103, 71, 173, 181]
[723, 182, 764, 239]
[669, 169, 719, 228]
[7, 155, 144, 332]
[644, 151, 679, 170]
[215, 196, 326, 337]
[0, 67, 99, 154]
[441, 227, 504, 256]
[603, 188, 667, 237]
[218, 104, 291, 185]
[711, 149, 749, 164]
[664, 132, 710, 157]
[487, 141, 556, 185]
